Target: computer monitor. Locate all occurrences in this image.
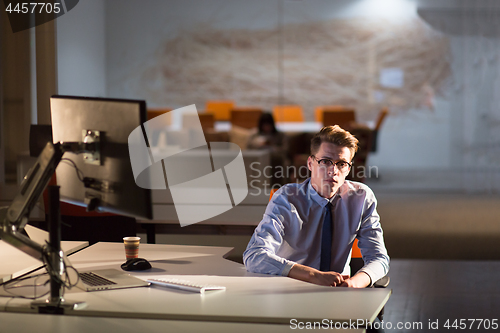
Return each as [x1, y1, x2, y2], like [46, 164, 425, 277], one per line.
[0, 95, 153, 310]
[50, 95, 153, 220]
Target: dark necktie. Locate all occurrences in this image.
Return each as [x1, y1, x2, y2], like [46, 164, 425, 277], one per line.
[320, 201, 333, 271]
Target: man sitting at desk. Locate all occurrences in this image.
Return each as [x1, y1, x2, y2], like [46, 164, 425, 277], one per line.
[243, 125, 389, 288]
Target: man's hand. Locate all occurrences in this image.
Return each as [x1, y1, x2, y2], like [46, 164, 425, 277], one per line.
[288, 263, 349, 286]
[338, 271, 371, 288]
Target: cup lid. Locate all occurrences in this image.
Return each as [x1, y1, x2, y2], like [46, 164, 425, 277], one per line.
[123, 236, 141, 241]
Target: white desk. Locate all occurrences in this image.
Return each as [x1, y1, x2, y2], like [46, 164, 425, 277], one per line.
[214, 121, 323, 134]
[277, 121, 323, 133]
[0, 312, 366, 333]
[0, 242, 390, 328]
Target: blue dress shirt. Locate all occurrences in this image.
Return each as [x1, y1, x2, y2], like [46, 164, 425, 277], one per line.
[243, 178, 389, 286]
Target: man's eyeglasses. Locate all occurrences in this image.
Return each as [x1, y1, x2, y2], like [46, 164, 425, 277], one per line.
[311, 155, 352, 173]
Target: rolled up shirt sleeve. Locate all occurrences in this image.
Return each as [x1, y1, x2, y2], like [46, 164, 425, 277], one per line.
[356, 187, 390, 286]
[243, 211, 296, 276]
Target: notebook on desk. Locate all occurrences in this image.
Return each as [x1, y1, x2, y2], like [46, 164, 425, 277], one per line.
[75, 268, 150, 292]
[25, 225, 149, 292]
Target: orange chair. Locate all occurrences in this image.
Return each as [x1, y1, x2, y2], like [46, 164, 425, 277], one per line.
[314, 105, 352, 122]
[230, 107, 263, 129]
[375, 107, 389, 132]
[273, 105, 304, 122]
[198, 113, 215, 131]
[315, 105, 354, 121]
[371, 107, 389, 152]
[269, 188, 279, 201]
[205, 100, 235, 121]
[147, 108, 172, 122]
[316, 106, 356, 130]
[349, 238, 364, 275]
[183, 112, 215, 131]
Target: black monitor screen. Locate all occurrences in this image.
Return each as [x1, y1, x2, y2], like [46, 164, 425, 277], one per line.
[50, 95, 153, 220]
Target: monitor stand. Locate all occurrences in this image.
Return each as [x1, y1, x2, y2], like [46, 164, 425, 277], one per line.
[0, 142, 91, 313]
[31, 185, 87, 313]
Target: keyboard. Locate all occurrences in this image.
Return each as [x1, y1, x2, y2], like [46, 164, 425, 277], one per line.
[80, 272, 117, 287]
[147, 278, 226, 294]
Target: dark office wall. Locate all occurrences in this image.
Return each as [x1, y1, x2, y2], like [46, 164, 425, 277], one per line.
[56, 0, 106, 97]
[104, 0, 449, 124]
[51, 0, 500, 192]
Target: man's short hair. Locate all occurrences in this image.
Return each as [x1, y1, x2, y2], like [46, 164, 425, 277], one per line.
[310, 125, 359, 160]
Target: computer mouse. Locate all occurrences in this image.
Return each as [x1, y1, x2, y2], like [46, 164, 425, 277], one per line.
[121, 258, 152, 271]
